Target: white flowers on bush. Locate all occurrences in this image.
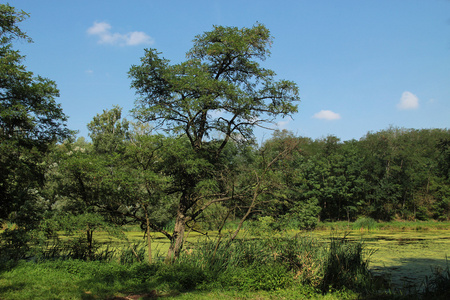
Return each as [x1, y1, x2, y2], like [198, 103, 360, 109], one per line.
[66, 146, 86, 156]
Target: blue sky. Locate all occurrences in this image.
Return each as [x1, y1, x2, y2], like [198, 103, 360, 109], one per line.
[8, 0, 450, 142]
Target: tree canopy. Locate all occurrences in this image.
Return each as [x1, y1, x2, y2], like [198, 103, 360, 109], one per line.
[129, 24, 299, 153]
[0, 3, 71, 225]
[129, 23, 300, 259]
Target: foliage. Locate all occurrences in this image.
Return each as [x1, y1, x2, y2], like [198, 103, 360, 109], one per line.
[422, 262, 450, 300]
[263, 127, 450, 223]
[46, 107, 177, 263]
[321, 236, 375, 294]
[246, 216, 281, 235]
[174, 234, 375, 293]
[87, 105, 130, 154]
[129, 23, 300, 259]
[0, 4, 71, 228]
[352, 217, 377, 230]
[0, 228, 30, 269]
[129, 24, 299, 144]
[119, 242, 147, 265]
[284, 196, 322, 230]
[357, 127, 450, 221]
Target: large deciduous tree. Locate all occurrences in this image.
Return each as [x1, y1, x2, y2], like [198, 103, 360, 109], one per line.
[129, 24, 300, 260]
[0, 4, 70, 226]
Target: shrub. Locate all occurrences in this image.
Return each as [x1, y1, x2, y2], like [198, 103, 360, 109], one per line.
[0, 228, 30, 267]
[283, 197, 322, 230]
[247, 216, 281, 236]
[423, 262, 450, 299]
[321, 237, 374, 294]
[264, 235, 326, 286]
[219, 263, 292, 291]
[353, 217, 377, 230]
[156, 263, 208, 291]
[119, 242, 146, 264]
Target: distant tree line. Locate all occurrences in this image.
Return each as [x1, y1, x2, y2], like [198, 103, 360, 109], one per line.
[258, 127, 450, 224]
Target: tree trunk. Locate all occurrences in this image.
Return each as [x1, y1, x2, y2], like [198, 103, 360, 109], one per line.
[86, 226, 93, 261]
[144, 206, 152, 264]
[230, 175, 261, 242]
[165, 197, 188, 262]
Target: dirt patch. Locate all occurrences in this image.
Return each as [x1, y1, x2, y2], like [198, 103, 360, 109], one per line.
[105, 290, 157, 299]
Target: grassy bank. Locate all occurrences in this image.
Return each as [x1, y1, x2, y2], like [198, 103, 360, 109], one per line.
[1, 220, 450, 299]
[0, 260, 361, 300]
[0, 236, 374, 300]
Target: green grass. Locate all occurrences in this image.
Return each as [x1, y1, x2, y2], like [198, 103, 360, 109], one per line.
[1, 220, 450, 299]
[163, 286, 360, 299]
[0, 234, 376, 299]
[0, 259, 208, 299]
[0, 258, 361, 300]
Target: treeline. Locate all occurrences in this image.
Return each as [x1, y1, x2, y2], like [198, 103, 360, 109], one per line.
[40, 117, 450, 241]
[261, 127, 450, 224]
[4, 104, 450, 239]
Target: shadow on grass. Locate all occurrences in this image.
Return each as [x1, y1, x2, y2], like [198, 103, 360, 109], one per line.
[0, 282, 26, 296]
[370, 257, 449, 293]
[72, 262, 207, 299]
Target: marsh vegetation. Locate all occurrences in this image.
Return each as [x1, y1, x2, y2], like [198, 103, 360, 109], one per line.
[1, 221, 449, 299]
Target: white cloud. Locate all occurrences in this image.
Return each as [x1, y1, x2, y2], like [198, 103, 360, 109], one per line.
[312, 110, 341, 121]
[126, 31, 153, 46]
[276, 120, 290, 129]
[87, 22, 111, 35]
[87, 21, 154, 46]
[397, 91, 419, 110]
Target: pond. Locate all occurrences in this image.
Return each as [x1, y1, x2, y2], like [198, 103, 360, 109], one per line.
[313, 229, 450, 291]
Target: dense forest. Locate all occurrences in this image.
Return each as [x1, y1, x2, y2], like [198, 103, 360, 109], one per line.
[50, 123, 450, 228]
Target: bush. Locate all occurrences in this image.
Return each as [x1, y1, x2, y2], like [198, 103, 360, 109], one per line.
[156, 263, 208, 291]
[423, 262, 450, 299]
[177, 234, 376, 293]
[353, 217, 377, 230]
[246, 216, 281, 236]
[219, 263, 292, 291]
[0, 229, 30, 268]
[283, 197, 322, 230]
[321, 236, 374, 294]
[119, 242, 146, 264]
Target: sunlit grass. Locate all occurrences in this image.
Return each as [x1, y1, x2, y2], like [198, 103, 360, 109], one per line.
[1, 221, 449, 299]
